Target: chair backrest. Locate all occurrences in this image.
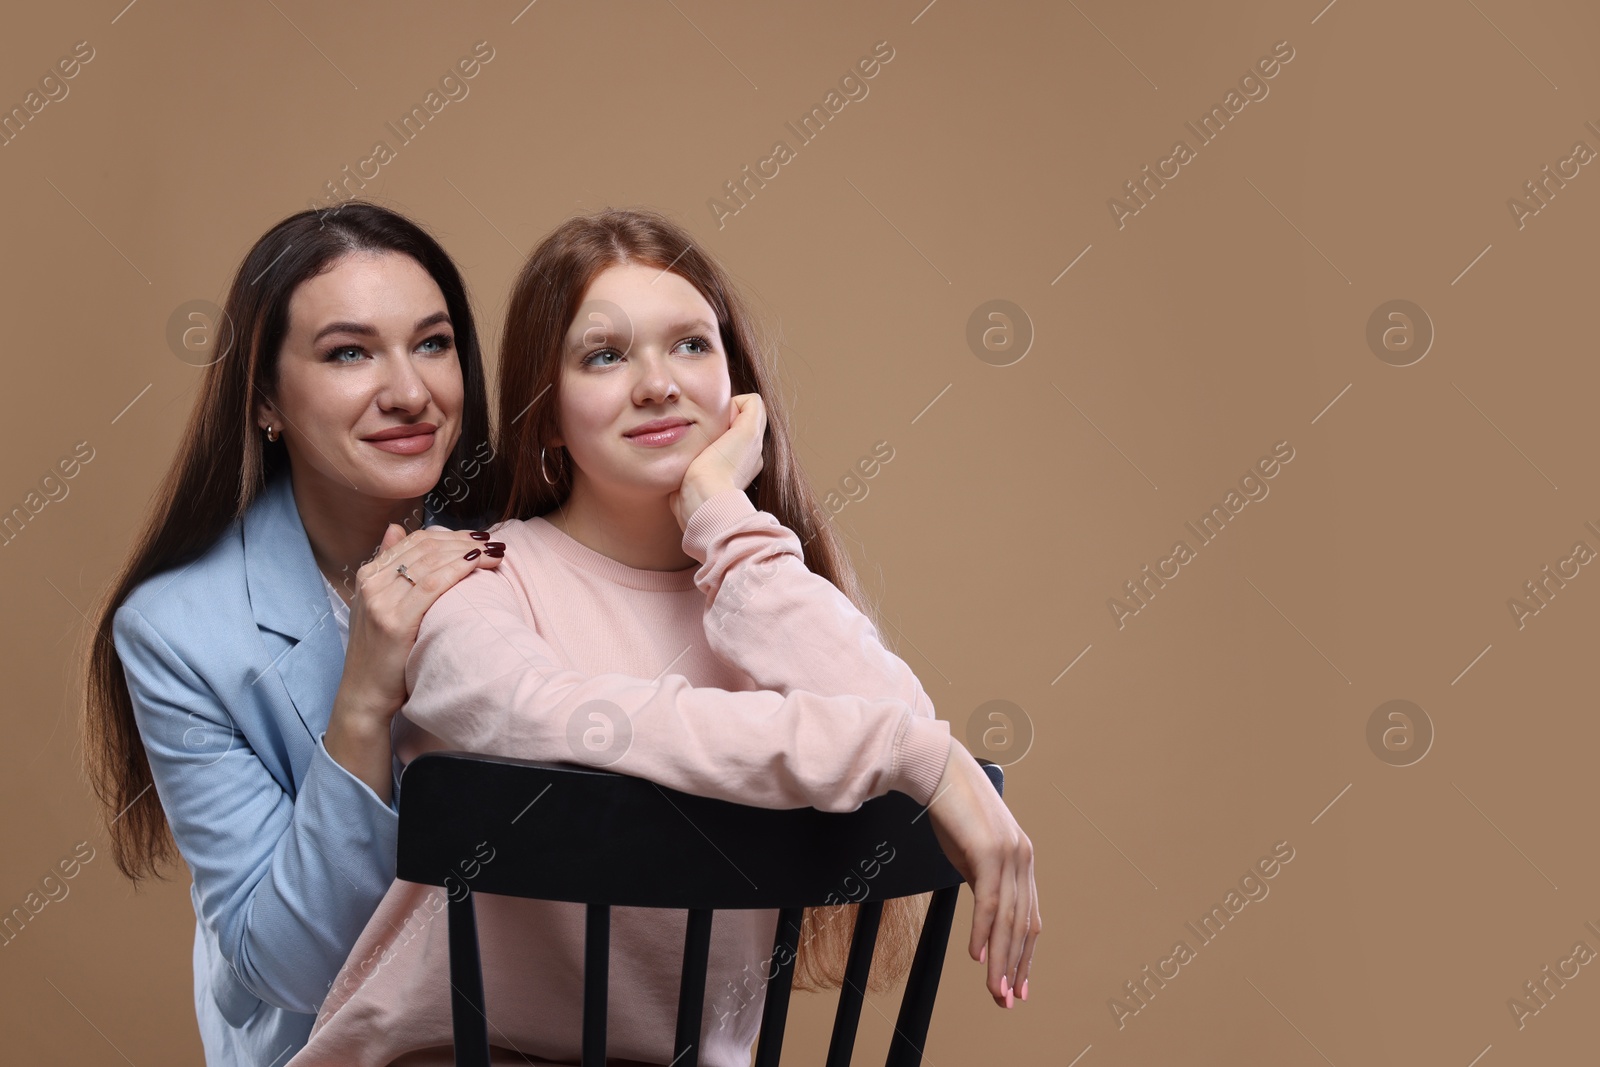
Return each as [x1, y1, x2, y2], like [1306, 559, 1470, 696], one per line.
[396, 751, 1004, 1067]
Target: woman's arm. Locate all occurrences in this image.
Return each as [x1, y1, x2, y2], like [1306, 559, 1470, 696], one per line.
[399, 561, 953, 813]
[322, 523, 505, 803]
[681, 488, 936, 717]
[114, 606, 400, 1017]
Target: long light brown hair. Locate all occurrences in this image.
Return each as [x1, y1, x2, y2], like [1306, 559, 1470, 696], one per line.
[495, 208, 928, 994]
[84, 202, 494, 882]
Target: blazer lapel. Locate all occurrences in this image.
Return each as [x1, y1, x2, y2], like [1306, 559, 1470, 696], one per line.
[242, 471, 346, 749]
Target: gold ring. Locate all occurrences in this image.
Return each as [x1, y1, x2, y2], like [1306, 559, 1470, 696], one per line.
[396, 563, 417, 587]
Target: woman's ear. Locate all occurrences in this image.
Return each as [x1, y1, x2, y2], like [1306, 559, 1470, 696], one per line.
[254, 396, 278, 433]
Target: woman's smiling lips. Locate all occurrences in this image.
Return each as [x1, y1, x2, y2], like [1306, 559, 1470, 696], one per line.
[624, 417, 691, 448]
[364, 422, 438, 455]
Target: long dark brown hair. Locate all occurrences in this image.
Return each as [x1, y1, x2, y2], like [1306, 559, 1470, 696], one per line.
[84, 201, 494, 883]
[496, 207, 927, 995]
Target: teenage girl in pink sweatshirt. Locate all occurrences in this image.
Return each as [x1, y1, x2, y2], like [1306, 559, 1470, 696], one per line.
[288, 209, 1041, 1066]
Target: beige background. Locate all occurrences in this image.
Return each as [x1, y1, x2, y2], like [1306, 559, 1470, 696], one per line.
[3, 0, 1598, 1062]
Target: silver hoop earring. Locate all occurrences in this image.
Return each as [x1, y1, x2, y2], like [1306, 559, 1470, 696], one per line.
[539, 445, 564, 486]
[264, 425, 279, 443]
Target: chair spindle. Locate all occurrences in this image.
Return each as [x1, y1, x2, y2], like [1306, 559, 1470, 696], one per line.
[447, 892, 492, 1067]
[582, 903, 610, 1067]
[884, 885, 960, 1067]
[671, 907, 716, 1067]
[752, 906, 805, 1067]
[823, 899, 884, 1067]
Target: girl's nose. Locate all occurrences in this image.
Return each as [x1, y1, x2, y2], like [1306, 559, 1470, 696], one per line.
[633, 354, 680, 405]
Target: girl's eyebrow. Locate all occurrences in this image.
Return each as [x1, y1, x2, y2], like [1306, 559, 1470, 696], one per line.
[565, 328, 616, 353]
[564, 316, 717, 353]
[660, 317, 717, 337]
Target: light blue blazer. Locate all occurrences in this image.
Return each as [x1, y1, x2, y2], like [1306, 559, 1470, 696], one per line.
[113, 469, 461, 1066]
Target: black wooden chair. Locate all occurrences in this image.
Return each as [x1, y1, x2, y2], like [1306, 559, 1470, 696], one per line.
[395, 751, 1004, 1067]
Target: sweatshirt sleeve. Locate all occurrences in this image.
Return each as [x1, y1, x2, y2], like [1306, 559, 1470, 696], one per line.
[681, 489, 938, 720]
[399, 556, 952, 810]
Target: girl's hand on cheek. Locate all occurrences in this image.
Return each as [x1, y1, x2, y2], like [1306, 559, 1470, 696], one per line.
[669, 393, 767, 528]
[717, 393, 767, 490]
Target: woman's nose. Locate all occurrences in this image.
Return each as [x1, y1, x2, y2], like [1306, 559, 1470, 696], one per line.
[378, 352, 430, 411]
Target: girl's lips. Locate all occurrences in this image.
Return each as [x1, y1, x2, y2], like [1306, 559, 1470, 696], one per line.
[624, 423, 690, 447]
[367, 431, 436, 455]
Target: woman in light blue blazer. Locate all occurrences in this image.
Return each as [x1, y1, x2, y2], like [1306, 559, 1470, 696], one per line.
[83, 202, 506, 1066]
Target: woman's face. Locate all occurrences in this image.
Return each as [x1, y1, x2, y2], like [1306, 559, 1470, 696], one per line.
[551, 262, 733, 501]
[258, 251, 464, 502]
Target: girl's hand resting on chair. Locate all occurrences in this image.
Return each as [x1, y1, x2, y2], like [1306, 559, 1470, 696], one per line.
[926, 740, 1042, 1009]
[666, 392, 1042, 1004]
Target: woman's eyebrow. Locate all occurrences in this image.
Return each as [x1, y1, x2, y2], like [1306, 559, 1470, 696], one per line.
[314, 321, 375, 342]
[313, 310, 452, 343]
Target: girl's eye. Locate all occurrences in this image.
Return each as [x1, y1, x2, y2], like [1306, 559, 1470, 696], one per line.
[326, 346, 365, 363]
[580, 349, 622, 368]
[419, 333, 455, 355]
[579, 337, 712, 366]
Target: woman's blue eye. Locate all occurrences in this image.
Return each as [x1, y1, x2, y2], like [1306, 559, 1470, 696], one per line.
[581, 349, 622, 367]
[420, 333, 455, 355]
[327, 346, 364, 363]
[677, 337, 712, 354]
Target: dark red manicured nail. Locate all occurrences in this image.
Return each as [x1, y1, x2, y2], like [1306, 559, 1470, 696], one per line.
[484, 546, 505, 558]
[485, 541, 505, 550]
[470, 531, 491, 540]
[463, 549, 482, 560]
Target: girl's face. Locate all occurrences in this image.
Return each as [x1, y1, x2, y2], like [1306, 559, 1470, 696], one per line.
[551, 262, 733, 501]
[258, 251, 464, 502]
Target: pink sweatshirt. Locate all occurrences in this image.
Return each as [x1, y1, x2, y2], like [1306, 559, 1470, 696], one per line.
[286, 489, 953, 1067]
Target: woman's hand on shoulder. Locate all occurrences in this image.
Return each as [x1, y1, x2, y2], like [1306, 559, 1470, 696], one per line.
[326, 523, 505, 800]
[336, 523, 505, 725]
[926, 741, 1042, 1010]
[669, 392, 766, 529]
